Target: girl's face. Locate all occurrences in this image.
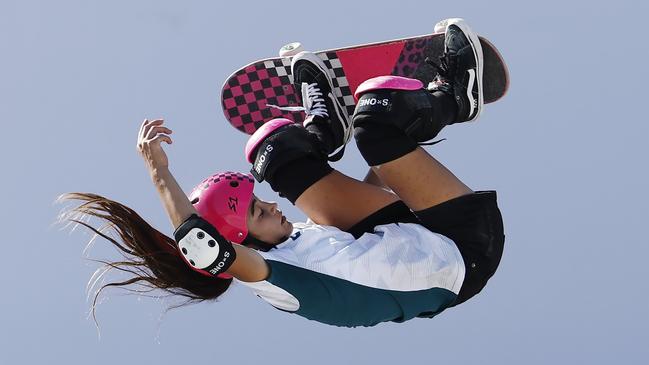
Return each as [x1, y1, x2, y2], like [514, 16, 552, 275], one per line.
[246, 196, 293, 245]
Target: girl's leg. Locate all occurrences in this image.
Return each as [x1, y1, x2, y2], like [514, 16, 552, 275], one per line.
[349, 18, 505, 305]
[294, 169, 399, 230]
[245, 50, 401, 230]
[372, 147, 471, 211]
[247, 121, 399, 231]
[351, 18, 486, 210]
[352, 100, 471, 211]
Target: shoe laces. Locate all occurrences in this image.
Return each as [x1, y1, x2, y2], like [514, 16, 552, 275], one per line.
[266, 82, 329, 118]
[425, 54, 457, 93]
[300, 82, 328, 117]
[425, 54, 453, 80]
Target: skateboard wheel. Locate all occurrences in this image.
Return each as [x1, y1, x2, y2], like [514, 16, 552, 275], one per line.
[433, 20, 448, 33]
[279, 42, 303, 58]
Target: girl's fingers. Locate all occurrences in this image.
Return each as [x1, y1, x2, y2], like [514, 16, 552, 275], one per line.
[139, 119, 165, 139]
[145, 126, 173, 140]
[138, 119, 149, 141]
[150, 134, 173, 145]
[137, 119, 169, 154]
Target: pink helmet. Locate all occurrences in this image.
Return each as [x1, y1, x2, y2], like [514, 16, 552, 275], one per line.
[188, 171, 254, 244]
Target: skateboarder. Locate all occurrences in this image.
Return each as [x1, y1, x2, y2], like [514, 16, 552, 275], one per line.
[65, 18, 504, 327]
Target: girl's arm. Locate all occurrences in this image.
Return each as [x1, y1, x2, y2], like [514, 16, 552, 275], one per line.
[137, 119, 269, 282]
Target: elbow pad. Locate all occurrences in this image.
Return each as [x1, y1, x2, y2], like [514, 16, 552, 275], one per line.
[173, 214, 237, 277]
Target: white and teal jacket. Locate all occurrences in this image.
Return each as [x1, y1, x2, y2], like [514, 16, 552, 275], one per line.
[239, 221, 465, 327]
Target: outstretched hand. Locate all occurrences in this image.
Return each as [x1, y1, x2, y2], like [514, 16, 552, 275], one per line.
[137, 119, 173, 171]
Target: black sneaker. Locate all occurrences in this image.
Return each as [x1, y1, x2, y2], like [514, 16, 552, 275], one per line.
[291, 51, 352, 161]
[427, 18, 483, 122]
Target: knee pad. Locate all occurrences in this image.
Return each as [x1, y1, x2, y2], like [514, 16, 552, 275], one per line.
[352, 76, 444, 143]
[245, 119, 326, 182]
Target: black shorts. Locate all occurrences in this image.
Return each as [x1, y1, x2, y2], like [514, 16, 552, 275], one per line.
[347, 191, 505, 306]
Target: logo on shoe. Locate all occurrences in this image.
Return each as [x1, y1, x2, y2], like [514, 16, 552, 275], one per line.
[465, 69, 476, 118]
[254, 144, 273, 174]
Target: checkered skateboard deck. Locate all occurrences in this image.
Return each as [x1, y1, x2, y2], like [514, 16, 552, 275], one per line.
[221, 33, 509, 134]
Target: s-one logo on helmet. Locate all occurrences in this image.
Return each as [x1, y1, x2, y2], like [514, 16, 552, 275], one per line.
[254, 144, 274, 174]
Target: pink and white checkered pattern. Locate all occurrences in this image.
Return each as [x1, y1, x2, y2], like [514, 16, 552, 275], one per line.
[221, 52, 356, 135]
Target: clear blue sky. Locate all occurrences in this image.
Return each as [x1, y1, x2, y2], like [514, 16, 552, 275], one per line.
[1, 0, 647, 364]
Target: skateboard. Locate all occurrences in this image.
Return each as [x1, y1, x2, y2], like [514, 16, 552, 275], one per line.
[221, 33, 509, 134]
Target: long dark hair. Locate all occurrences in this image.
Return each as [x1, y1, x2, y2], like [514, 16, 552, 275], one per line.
[59, 192, 231, 320]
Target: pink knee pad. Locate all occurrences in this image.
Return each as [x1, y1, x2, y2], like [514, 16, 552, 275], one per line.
[245, 118, 293, 163]
[354, 76, 424, 100]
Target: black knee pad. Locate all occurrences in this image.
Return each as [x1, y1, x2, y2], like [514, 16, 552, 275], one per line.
[352, 88, 444, 143]
[354, 122, 418, 166]
[249, 124, 326, 183]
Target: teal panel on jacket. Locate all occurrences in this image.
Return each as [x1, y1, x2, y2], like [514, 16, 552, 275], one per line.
[266, 260, 457, 327]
